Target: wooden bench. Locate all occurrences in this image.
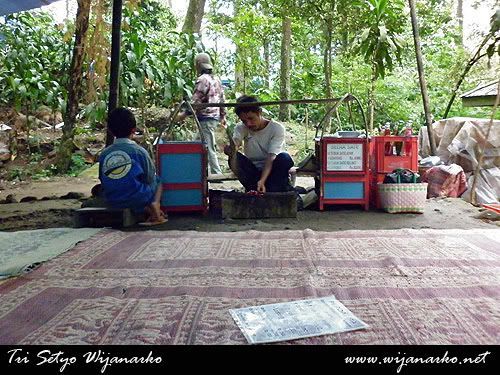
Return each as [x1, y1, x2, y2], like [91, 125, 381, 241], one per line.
[74, 207, 138, 228]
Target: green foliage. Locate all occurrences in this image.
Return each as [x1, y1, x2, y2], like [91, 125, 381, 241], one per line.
[6, 159, 58, 181]
[120, 0, 201, 108]
[208, 2, 282, 94]
[80, 0, 202, 128]
[82, 99, 108, 129]
[0, 11, 70, 113]
[355, 0, 406, 79]
[68, 154, 89, 177]
[7, 166, 26, 181]
[31, 164, 58, 180]
[486, 9, 500, 65]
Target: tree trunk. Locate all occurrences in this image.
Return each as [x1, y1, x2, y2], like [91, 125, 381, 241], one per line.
[408, 0, 436, 155]
[341, 10, 348, 52]
[263, 39, 271, 90]
[368, 64, 376, 133]
[443, 33, 492, 119]
[234, 50, 246, 94]
[57, 0, 91, 173]
[234, 0, 245, 94]
[323, 17, 333, 132]
[457, 0, 463, 46]
[279, 15, 292, 121]
[182, 0, 206, 34]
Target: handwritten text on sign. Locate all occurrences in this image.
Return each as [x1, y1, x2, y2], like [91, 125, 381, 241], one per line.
[326, 143, 363, 171]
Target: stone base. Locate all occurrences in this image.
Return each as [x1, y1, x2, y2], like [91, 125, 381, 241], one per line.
[209, 189, 235, 216]
[221, 191, 297, 219]
[74, 207, 138, 228]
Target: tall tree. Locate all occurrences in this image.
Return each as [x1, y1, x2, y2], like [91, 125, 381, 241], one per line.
[263, 38, 271, 90]
[182, 0, 207, 34]
[57, 0, 91, 172]
[409, 0, 436, 155]
[443, 8, 500, 119]
[279, 15, 292, 121]
[323, 13, 334, 130]
[457, 0, 463, 46]
[298, 0, 337, 129]
[233, 0, 245, 93]
[228, 0, 279, 96]
[357, 0, 405, 132]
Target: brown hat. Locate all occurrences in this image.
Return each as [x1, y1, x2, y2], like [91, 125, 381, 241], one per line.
[195, 53, 213, 71]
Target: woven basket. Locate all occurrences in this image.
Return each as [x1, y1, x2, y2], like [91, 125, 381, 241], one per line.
[377, 183, 428, 213]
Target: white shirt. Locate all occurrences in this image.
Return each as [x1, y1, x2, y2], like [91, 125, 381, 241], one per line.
[233, 120, 286, 169]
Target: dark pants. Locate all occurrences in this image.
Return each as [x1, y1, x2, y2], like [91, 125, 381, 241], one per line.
[234, 152, 294, 192]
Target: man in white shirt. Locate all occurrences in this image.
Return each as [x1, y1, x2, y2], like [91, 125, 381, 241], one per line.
[225, 95, 294, 193]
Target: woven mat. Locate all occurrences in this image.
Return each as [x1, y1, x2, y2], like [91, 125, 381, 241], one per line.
[0, 228, 499, 344]
[0, 228, 101, 279]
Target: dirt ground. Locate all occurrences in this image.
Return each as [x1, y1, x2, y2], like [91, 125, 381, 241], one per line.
[0, 171, 498, 232]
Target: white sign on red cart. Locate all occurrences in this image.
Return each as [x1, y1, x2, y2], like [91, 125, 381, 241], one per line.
[326, 143, 363, 171]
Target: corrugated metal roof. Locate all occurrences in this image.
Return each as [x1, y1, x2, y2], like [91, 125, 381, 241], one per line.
[0, 0, 62, 16]
[461, 81, 499, 98]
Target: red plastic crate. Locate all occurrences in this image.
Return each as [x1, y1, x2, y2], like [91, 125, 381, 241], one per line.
[371, 136, 418, 174]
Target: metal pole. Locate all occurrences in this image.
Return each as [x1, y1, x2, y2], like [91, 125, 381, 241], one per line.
[106, 0, 123, 146]
[192, 97, 350, 109]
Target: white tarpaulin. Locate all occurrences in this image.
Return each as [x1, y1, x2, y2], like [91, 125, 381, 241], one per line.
[419, 117, 500, 204]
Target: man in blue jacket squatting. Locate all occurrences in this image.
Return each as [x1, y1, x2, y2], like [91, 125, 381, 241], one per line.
[99, 107, 167, 226]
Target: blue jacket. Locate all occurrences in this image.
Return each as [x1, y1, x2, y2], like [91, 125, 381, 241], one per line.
[99, 138, 158, 210]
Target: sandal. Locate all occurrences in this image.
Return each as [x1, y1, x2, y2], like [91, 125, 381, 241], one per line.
[138, 217, 168, 226]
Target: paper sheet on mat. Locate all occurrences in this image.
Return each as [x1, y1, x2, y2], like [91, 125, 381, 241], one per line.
[230, 295, 368, 344]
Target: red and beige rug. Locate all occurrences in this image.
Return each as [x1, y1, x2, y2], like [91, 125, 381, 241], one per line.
[0, 228, 499, 344]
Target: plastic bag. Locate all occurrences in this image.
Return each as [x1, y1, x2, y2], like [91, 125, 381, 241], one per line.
[383, 168, 421, 184]
[419, 156, 442, 167]
[461, 167, 499, 204]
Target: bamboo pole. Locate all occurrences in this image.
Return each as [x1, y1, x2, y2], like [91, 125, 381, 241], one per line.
[191, 97, 350, 109]
[470, 81, 500, 206]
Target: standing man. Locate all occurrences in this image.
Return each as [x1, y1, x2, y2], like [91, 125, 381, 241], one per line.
[224, 95, 294, 193]
[179, 52, 226, 175]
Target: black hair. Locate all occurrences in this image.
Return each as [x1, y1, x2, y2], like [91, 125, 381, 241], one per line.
[235, 95, 262, 116]
[108, 107, 136, 138]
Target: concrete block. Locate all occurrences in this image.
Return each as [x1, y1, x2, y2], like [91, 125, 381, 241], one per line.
[74, 207, 138, 228]
[209, 189, 234, 216]
[221, 192, 297, 219]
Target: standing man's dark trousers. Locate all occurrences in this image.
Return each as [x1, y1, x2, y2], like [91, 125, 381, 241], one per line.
[234, 152, 294, 192]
